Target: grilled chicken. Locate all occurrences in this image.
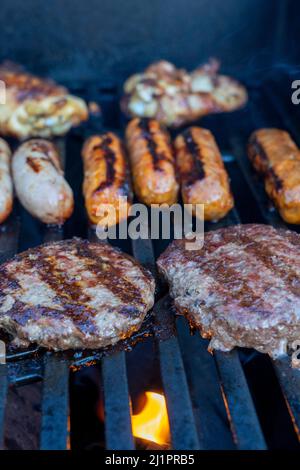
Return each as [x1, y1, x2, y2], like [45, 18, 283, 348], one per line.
[121, 58, 247, 127]
[0, 238, 155, 350]
[126, 118, 179, 205]
[248, 128, 300, 224]
[157, 224, 300, 362]
[0, 138, 13, 223]
[0, 62, 88, 139]
[82, 133, 132, 227]
[174, 127, 234, 220]
[12, 139, 74, 224]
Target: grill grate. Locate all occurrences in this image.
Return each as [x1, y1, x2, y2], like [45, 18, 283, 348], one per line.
[0, 72, 300, 450]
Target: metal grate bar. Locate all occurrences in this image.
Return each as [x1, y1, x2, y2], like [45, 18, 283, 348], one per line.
[40, 355, 69, 450]
[102, 352, 135, 450]
[0, 365, 7, 450]
[88, 228, 135, 450]
[214, 350, 267, 450]
[132, 237, 200, 449]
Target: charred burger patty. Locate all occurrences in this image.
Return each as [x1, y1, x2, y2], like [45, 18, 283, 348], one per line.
[0, 239, 155, 350]
[157, 224, 300, 359]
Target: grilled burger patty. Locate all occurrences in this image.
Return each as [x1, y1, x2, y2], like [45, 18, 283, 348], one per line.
[0, 239, 155, 350]
[157, 224, 300, 359]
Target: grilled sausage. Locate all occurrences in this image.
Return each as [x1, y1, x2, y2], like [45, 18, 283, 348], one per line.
[82, 133, 132, 227]
[125, 118, 179, 205]
[174, 127, 234, 220]
[12, 139, 74, 224]
[248, 129, 300, 224]
[0, 62, 88, 139]
[0, 138, 13, 223]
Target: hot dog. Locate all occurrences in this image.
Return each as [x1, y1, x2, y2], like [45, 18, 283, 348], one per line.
[12, 139, 74, 224]
[248, 128, 300, 224]
[174, 127, 234, 221]
[0, 138, 13, 224]
[125, 118, 179, 205]
[82, 132, 132, 227]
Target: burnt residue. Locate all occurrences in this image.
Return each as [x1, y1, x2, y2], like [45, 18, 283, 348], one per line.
[137, 118, 171, 171]
[183, 128, 205, 184]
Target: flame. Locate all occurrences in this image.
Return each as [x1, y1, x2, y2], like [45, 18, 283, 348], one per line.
[132, 391, 170, 445]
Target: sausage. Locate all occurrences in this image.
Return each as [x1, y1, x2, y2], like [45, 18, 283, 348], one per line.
[248, 128, 300, 224]
[0, 138, 13, 224]
[12, 139, 74, 224]
[125, 118, 179, 205]
[82, 132, 132, 227]
[174, 127, 234, 221]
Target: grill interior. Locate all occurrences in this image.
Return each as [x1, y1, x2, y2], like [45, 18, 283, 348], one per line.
[1, 69, 300, 450]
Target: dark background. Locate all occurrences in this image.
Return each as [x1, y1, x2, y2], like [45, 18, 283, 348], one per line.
[0, 0, 297, 84]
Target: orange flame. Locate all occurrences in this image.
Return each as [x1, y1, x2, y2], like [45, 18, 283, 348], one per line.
[132, 391, 170, 446]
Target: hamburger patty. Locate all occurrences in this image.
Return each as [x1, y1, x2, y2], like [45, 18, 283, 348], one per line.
[0, 239, 155, 350]
[157, 224, 300, 359]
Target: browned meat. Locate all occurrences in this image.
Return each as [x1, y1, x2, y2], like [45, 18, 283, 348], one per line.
[126, 118, 179, 205]
[174, 127, 234, 221]
[0, 238, 155, 350]
[157, 224, 300, 360]
[248, 128, 300, 224]
[82, 132, 132, 227]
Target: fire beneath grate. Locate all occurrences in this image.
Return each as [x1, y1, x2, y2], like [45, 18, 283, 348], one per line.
[1, 71, 300, 450]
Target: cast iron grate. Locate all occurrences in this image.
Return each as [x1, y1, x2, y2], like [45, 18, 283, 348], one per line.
[0, 71, 300, 450]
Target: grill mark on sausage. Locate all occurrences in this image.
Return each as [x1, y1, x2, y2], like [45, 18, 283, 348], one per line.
[249, 136, 283, 191]
[182, 129, 205, 184]
[236, 233, 300, 297]
[22, 249, 98, 334]
[92, 135, 116, 192]
[138, 118, 172, 171]
[75, 241, 144, 315]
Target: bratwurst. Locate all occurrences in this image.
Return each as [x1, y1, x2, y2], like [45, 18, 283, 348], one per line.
[248, 128, 300, 224]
